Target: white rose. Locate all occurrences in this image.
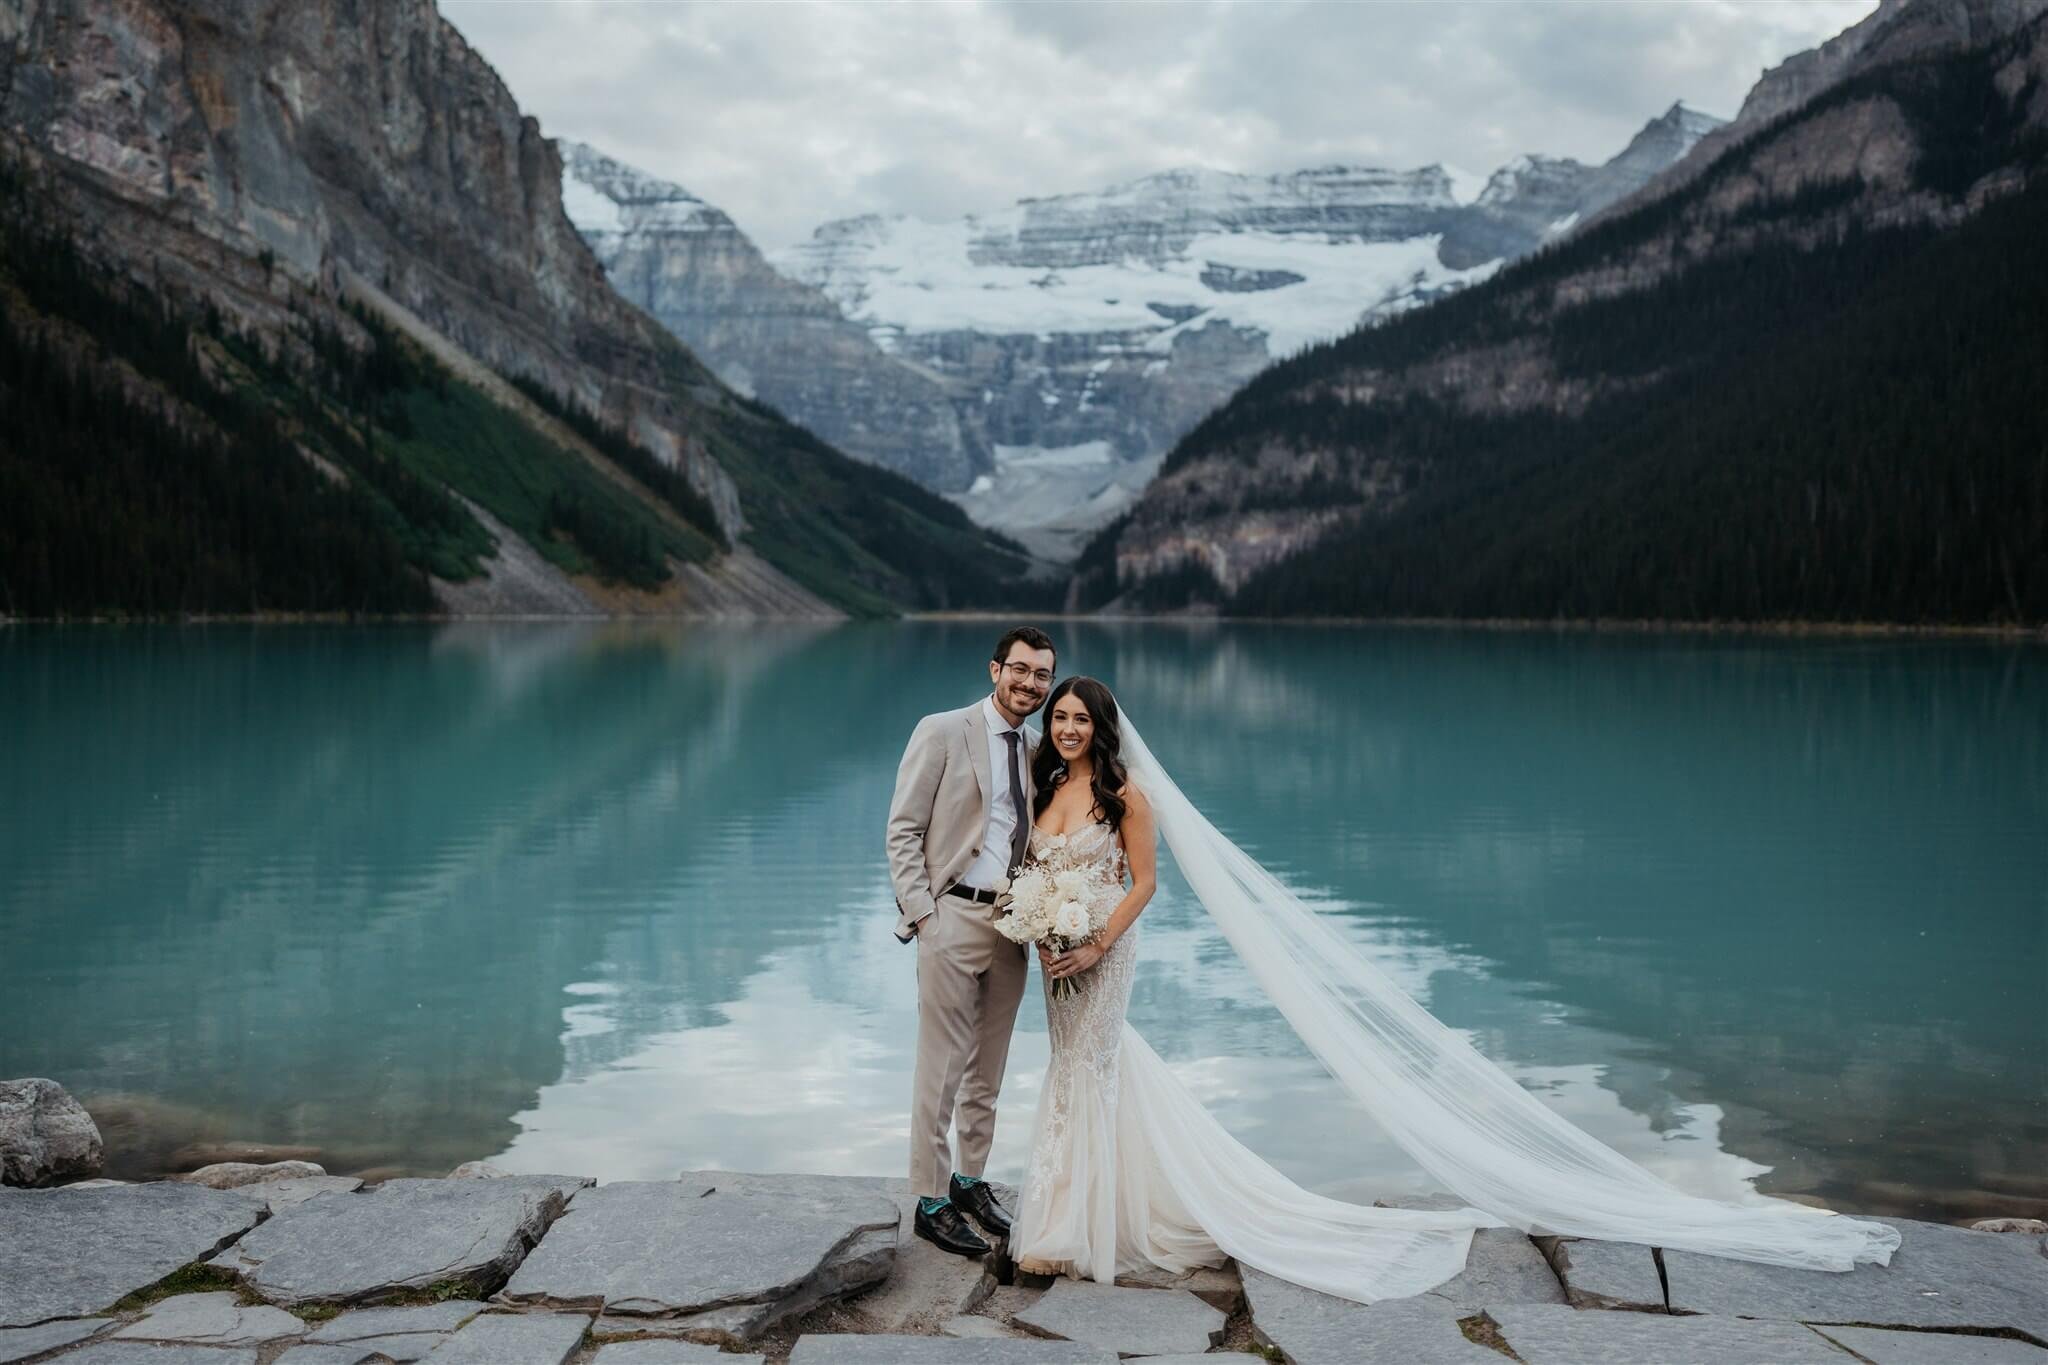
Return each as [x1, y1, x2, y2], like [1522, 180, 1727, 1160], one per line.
[1053, 901, 1089, 940]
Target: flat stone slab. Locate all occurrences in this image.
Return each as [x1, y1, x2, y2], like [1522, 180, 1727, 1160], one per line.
[788, 1337, 1117, 1364]
[1813, 1325, 2048, 1362]
[306, 1300, 486, 1342]
[0, 1317, 113, 1362]
[1012, 1279, 1224, 1356]
[852, 1178, 1004, 1332]
[307, 1335, 441, 1362]
[594, 1315, 720, 1338]
[418, 1311, 591, 1363]
[208, 1175, 585, 1307]
[1537, 1236, 1665, 1310]
[1660, 1216, 2048, 1339]
[167, 1142, 320, 1170]
[301, 1299, 485, 1359]
[500, 1173, 897, 1342]
[54, 1345, 261, 1364]
[0, 1182, 267, 1327]
[252, 1176, 363, 1211]
[1491, 1303, 1849, 1364]
[590, 1340, 767, 1363]
[111, 1291, 305, 1345]
[275, 1348, 388, 1365]
[944, 1313, 1033, 1339]
[1241, 1267, 1503, 1365]
[177, 1161, 326, 1190]
[309, 1336, 439, 1362]
[1114, 1260, 1243, 1313]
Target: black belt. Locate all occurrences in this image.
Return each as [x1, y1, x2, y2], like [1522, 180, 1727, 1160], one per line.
[944, 883, 1000, 905]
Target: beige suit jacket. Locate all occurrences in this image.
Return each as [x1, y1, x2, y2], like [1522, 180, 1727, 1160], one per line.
[888, 699, 1039, 943]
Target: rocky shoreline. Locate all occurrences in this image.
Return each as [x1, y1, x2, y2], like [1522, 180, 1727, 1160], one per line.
[5, 1080, 2046, 1364]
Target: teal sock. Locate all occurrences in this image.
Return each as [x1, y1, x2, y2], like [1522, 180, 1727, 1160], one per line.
[918, 1195, 950, 1215]
[952, 1172, 983, 1188]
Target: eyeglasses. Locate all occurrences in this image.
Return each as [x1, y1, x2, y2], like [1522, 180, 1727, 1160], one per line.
[1001, 661, 1055, 686]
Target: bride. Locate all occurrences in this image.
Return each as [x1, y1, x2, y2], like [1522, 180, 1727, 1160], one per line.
[1005, 675, 1901, 1301]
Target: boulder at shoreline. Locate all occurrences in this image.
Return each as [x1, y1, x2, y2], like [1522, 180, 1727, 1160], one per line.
[0, 1079, 104, 1187]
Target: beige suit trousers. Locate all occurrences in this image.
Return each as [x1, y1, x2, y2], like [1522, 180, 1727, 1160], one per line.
[909, 889, 1029, 1195]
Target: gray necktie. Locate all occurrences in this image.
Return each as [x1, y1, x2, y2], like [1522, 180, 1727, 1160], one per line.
[1002, 729, 1029, 875]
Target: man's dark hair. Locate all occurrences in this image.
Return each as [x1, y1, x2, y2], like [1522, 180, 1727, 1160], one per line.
[992, 625, 1057, 669]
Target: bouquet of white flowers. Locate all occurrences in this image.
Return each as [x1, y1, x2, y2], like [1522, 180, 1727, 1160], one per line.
[991, 865, 1117, 998]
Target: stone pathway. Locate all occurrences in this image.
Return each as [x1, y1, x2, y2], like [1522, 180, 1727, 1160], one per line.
[790, 1339, 1115, 1363]
[498, 1172, 898, 1344]
[1013, 1280, 1225, 1356]
[0, 1183, 266, 1328]
[207, 1176, 588, 1308]
[1659, 1217, 2048, 1341]
[300, 1300, 488, 1359]
[108, 1293, 304, 1348]
[2, 1174, 2044, 1363]
[1488, 1302, 1853, 1364]
[1534, 1234, 1664, 1309]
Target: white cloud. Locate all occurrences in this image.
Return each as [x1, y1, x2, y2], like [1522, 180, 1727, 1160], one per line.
[442, 0, 1877, 251]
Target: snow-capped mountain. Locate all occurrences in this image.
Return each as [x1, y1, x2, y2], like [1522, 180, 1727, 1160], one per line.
[560, 104, 1721, 561]
[769, 107, 1720, 558]
[777, 163, 1489, 362]
[766, 166, 1499, 557]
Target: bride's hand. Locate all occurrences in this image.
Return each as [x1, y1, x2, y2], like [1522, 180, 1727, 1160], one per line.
[1036, 941, 1057, 973]
[1049, 941, 1105, 979]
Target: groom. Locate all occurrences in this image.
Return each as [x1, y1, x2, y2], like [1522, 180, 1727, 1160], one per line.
[888, 625, 1056, 1257]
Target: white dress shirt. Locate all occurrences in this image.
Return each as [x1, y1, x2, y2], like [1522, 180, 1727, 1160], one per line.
[959, 695, 1027, 889]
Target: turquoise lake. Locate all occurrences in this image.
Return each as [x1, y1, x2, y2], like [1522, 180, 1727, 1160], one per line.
[2, 622, 2042, 1224]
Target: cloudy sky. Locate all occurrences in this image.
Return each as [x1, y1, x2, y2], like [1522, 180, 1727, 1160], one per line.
[442, 0, 1877, 252]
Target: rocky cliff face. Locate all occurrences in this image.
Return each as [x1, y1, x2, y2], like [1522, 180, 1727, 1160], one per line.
[4, 0, 732, 516]
[560, 140, 990, 492]
[0, 0, 1028, 616]
[757, 113, 1717, 560]
[1098, 0, 2048, 617]
[1592, 0, 2044, 225]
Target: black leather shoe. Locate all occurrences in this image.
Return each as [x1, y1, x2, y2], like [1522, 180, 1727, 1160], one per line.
[913, 1198, 991, 1258]
[950, 1173, 1013, 1237]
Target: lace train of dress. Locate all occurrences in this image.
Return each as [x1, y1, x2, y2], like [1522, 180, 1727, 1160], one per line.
[1010, 821, 1498, 1301]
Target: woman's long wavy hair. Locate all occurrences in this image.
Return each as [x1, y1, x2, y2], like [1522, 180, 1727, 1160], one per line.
[1031, 676, 1129, 833]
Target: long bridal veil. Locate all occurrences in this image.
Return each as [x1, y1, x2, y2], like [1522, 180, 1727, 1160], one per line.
[1114, 712, 1901, 1287]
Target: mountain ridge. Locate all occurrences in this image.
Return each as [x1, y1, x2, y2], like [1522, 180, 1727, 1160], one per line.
[1085, 0, 2048, 627]
[560, 139, 994, 494]
[0, 0, 1031, 618]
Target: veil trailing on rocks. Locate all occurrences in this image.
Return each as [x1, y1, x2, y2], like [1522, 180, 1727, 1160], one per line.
[1115, 712, 1902, 1281]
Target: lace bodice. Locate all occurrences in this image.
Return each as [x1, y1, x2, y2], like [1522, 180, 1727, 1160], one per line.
[1027, 818, 1127, 884]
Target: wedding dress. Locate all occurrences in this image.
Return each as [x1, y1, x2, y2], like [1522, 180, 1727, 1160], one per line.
[1007, 715, 1901, 1304]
